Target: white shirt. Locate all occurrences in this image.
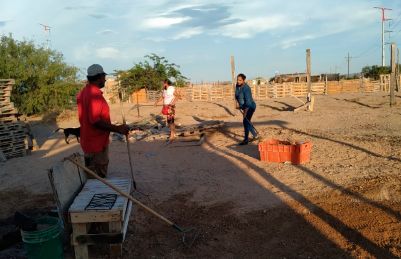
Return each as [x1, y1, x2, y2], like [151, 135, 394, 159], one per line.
[162, 86, 175, 105]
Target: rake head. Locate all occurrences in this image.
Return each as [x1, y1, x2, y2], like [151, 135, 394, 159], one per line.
[173, 225, 199, 248]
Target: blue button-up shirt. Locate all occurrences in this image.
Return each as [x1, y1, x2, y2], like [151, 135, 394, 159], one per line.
[235, 83, 256, 110]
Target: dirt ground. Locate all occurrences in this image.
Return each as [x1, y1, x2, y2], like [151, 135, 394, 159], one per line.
[1, 92, 401, 258]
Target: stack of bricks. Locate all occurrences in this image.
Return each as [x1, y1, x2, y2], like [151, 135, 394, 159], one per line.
[0, 79, 27, 160]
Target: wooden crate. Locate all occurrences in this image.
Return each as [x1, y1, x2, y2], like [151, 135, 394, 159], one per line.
[69, 178, 133, 259]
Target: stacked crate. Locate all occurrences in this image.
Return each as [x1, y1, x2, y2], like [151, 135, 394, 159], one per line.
[0, 79, 26, 159]
[0, 79, 18, 122]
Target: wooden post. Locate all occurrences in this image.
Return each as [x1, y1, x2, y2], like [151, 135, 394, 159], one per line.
[109, 221, 122, 257]
[397, 47, 400, 92]
[306, 49, 311, 96]
[72, 223, 88, 259]
[324, 74, 328, 95]
[231, 56, 236, 107]
[306, 49, 314, 111]
[390, 43, 396, 106]
[309, 96, 315, 112]
[136, 91, 140, 117]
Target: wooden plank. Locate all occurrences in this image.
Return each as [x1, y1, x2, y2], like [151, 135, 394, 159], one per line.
[0, 86, 12, 91]
[50, 158, 86, 227]
[69, 178, 131, 223]
[75, 233, 123, 245]
[0, 79, 15, 84]
[294, 103, 308, 112]
[109, 221, 122, 258]
[0, 150, 6, 162]
[72, 223, 89, 259]
[70, 211, 122, 223]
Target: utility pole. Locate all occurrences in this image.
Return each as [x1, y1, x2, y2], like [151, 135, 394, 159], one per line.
[345, 52, 354, 79]
[374, 7, 392, 66]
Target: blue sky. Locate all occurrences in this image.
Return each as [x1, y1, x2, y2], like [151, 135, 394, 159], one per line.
[1, 0, 401, 81]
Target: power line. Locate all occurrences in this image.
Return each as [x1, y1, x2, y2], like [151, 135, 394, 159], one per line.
[354, 43, 381, 58]
[390, 13, 401, 29]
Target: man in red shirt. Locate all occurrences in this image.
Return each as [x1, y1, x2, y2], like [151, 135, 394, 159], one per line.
[77, 64, 129, 178]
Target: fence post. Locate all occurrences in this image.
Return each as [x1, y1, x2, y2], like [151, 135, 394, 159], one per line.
[231, 56, 236, 106]
[306, 49, 311, 95]
[397, 48, 400, 92]
[390, 43, 396, 106]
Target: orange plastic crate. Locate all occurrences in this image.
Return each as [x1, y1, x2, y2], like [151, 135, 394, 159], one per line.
[258, 139, 312, 164]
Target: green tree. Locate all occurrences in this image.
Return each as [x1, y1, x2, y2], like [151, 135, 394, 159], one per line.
[0, 34, 80, 114]
[116, 53, 187, 94]
[361, 65, 391, 80]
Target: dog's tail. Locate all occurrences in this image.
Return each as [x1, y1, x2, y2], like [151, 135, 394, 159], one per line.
[54, 128, 64, 133]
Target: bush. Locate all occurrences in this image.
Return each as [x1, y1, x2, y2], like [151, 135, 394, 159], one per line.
[0, 34, 80, 114]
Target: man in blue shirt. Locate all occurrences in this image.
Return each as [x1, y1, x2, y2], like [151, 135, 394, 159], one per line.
[235, 73, 258, 145]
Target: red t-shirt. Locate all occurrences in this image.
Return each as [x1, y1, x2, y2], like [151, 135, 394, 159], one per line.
[77, 83, 111, 153]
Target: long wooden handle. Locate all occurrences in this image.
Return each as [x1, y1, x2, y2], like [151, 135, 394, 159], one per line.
[66, 156, 174, 227]
[125, 134, 137, 190]
[118, 94, 137, 189]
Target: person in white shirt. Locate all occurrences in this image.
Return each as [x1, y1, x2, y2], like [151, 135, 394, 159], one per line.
[155, 79, 177, 142]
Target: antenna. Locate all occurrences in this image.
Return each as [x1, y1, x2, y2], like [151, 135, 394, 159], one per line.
[39, 23, 51, 49]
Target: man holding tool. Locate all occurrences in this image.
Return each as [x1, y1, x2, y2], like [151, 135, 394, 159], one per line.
[77, 64, 129, 178]
[235, 73, 259, 145]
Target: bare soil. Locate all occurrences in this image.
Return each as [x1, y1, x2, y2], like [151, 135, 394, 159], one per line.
[1, 92, 401, 258]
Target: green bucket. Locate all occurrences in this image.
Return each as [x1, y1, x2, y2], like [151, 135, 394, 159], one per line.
[21, 216, 64, 259]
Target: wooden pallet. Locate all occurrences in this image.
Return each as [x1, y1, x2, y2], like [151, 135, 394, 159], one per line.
[0, 121, 27, 158]
[0, 79, 15, 84]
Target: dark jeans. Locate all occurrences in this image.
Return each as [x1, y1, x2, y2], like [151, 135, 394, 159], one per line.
[243, 108, 257, 141]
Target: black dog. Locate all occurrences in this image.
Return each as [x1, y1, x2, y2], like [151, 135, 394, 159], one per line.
[55, 127, 80, 144]
[14, 211, 37, 231]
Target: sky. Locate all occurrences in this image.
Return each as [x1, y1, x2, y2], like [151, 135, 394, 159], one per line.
[1, 0, 401, 82]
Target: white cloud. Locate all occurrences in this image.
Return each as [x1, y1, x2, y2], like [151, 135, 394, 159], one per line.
[141, 16, 191, 29]
[173, 27, 203, 40]
[96, 29, 116, 35]
[281, 35, 316, 49]
[73, 45, 93, 61]
[143, 36, 168, 42]
[96, 47, 120, 59]
[220, 15, 301, 39]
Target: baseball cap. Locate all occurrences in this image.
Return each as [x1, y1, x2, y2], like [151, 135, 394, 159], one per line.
[87, 64, 107, 76]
